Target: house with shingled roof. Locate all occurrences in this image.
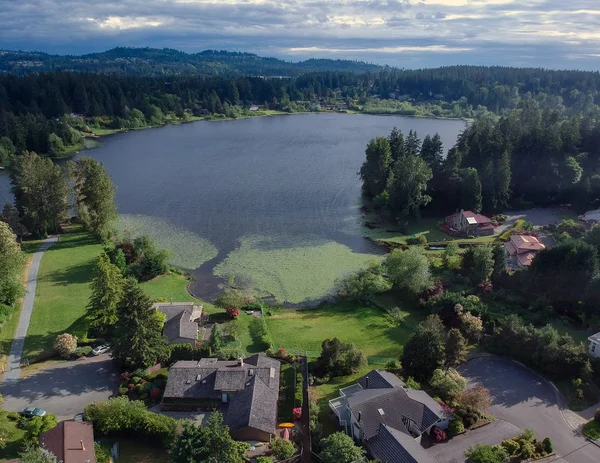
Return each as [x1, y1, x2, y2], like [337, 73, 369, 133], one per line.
[445, 210, 496, 236]
[39, 421, 96, 463]
[162, 354, 281, 442]
[504, 234, 545, 268]
[153, 302, 204, 345]
[329, 369, 447, 463]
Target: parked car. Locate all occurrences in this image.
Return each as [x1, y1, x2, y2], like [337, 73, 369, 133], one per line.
[20, 407, 46, 418]
[91, 344, 110, 356]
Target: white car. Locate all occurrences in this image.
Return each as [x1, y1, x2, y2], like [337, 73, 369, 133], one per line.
[91, 344, 110, 356]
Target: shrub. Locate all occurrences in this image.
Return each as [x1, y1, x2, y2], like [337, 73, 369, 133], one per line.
[465, 444, 509, 463]
[53, 333, 78, 358]
[431, 426, 446, 443]
[404, 376, 421, 390]
[454, 384, 492, 412]
[500, 439, 520, 456]
[542, 437, 553, 453]
[132, 376, 141, 384]
[118, 386, 128, 395]
[256, 457, 273, 463]
[168, 343, 210, 362]
[74, 346, 93, 357]
[448, 416, 465, 436]
[95, 443, 111, 463]
[429, 368, 467, 401]
[519, 441, 536, 459]
[463, 412, 479, 428]
[293, 407, 302, 422]
[271, 437, 296, 460]
[226, 306, 240, 319]
[295, 373, 304, 406]
[595, 408, 600, 422]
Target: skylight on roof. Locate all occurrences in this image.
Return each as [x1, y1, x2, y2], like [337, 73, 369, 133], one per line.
[378, 408, 385, 415]
[196, 374, 202, 381]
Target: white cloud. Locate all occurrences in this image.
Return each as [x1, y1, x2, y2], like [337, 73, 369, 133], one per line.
[0, 0, 599, 69]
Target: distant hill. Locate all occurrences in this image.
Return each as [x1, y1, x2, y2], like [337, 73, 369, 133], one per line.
[0, 47, 384, 77]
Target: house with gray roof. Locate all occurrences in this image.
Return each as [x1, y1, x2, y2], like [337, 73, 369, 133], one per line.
[153, 302, 203, 345]
[162, 354, 281, 442]
[329, 369, 447, 463]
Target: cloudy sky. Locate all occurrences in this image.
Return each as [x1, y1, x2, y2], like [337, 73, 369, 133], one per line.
[1, 0, 599, 70]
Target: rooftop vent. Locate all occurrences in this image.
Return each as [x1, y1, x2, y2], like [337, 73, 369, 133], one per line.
[237, 357, 244, 367]
[249, 369, 255, 376]
[270, 367, 275, 378]
[196, 374, 202, 381]
[378, 408, 385, 416]
[186, 379, 192, 385]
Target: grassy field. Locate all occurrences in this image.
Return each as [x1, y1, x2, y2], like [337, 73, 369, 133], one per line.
[362, 217, 449, 244]
[99, 439, 169, 463]
[265, 302, 417, 358]
[22, 228, 103, 359]
[214, 235, 382, 304]
[140, 273, 218, 315]
[0, 412, 26, 462]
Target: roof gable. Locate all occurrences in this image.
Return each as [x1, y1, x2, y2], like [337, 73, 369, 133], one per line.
[358, 370, 405, 390]
[367, 424, 438, 463]
[40, 422, 96, 463]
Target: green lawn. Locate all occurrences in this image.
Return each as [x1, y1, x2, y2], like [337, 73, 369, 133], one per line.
[265, 302, 416, 358]
[99, 439, 169, 463]
[140, 274, 218, 314]
[583, 420, 600, 440]
[23, 228, 103, 359]
[363, 217, 449, 244]
[278, 363, 297, 422]
[551, 321, 591, 345]
[0, 412, 26, 462]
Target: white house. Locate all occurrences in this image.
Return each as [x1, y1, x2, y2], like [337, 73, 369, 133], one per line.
[588, 333, 600, 358]
[583, 209, 600, 224]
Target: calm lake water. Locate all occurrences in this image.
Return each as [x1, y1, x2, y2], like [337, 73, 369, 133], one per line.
[0, 113, 466, 303]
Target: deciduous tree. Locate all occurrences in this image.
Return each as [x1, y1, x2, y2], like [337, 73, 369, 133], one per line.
[385, 246, 432, 294]
[320, 432, 365, 463]
[0, 221, 25, 305]
[316, 338, 366, 378]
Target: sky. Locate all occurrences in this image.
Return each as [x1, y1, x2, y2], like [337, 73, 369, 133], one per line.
[1, 0, 600, 70]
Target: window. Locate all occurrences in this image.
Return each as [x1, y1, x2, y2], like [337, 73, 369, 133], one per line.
[592, 343, 596, 353]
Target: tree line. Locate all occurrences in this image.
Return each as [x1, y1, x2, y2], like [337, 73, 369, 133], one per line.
[360, 105, 600, 219]
[2, 63, 600, 157]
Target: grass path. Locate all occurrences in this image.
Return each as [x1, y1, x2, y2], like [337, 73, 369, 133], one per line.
[22, 229, 102, 359]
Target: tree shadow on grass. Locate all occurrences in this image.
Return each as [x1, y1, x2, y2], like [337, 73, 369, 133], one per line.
[23, 314, 91, 360]
[41, 261, 94, 286]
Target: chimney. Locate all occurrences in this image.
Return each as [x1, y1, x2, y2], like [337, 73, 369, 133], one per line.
[358, 411, 362, 422]
[237, 357, 244, 367]
[170, 298, 173, 304]
[365, 376, 369, 389]
[80, 440, 85, 451]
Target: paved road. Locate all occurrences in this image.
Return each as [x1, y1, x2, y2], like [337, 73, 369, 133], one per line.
[495, 207, 563, 235]
[0, 353, 118, 420]
[459, 357, 600, 463]
[428, 420, 521, 463]
[3, 237, 58, 381]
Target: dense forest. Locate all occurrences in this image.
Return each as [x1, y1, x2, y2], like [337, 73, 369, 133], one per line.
[0, 47, 381, 77]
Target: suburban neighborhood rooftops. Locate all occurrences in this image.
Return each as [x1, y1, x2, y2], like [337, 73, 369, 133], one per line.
[367, 424, 438, 463]
[226, 373, 279, 434]
[508, 234, 545, 252]
[446, 210, 492, 224]
[348, 386, 442, 440]
[516, 252, 537, 267]
[153, 302, 202, 343]
[358, 369, 405, 390]
[39, 421, 96, 463]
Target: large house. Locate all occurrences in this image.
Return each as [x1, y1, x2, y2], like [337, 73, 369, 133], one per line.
[162, 354, 281, 442]
[40, 421, 96, 463]
[154, 302, 204, 345]
[504, 234, 545, 268]
[444, 210, 495, 236]
[329, 370, 448, 463]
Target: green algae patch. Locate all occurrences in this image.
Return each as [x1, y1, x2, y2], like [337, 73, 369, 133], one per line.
[213, 234, 382, 304]
[116, 214, 218, 270]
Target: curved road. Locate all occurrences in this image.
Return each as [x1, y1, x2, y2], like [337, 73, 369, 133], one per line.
[2, 236, 58, 382]
[459, 357, 600, 463]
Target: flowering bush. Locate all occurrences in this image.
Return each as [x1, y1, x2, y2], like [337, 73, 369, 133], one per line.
[151, 388, 160, 399]
[293, 407, 302, 422]
[431, 426, 447, 443]
[120, 372, 132, 382]
[226, 306, 240, 319]
[421, 277, 446, 303]
[478, 281, 493, 293]
[277, 348, 288, 358]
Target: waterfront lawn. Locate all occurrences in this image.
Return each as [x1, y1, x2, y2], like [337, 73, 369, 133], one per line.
[141, 274, 218, 314]
[363, 217, 449, 244]
[23, 227, 103, 359]
[265, 302, 416, 358]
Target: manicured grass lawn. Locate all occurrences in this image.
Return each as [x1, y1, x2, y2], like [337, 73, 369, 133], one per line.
[278, 363, 297, 422]
[23, 228, 103, 359]
[0, 412, 26, 462]
[141, 273, 218, 314]
[363, 217, 449, 244]
[551, 321, 591, 345]
[99, 439, 169, 463]
[265, 302, 416, 358]
[583, 420, 600, 440]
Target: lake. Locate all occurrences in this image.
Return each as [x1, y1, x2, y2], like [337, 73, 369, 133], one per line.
[0, 113, 466, 304]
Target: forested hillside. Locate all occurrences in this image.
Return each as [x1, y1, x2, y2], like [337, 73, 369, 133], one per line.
[0, 47, 381, 77]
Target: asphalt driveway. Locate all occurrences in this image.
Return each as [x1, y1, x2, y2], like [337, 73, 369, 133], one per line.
[428, 420, 521, 463]
[459, 357, 600, 463]
[0, 353, 118, 420]
[495, 207, 564, 235]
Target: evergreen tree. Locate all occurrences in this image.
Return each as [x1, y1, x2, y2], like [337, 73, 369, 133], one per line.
[491, 244, 507, 282]
[1, 202, 27, 240]
[359, 137, 392, 199]
[387, 153, 432, 219]
[69, 157, 117, 240]
[9, 151, 68, 237]
[0, 221, 26, 305]
[401, 323, 446, 382]
[111, 278, 167, 369]
[445, 328, 467, 367]
[88, 252, 124, 334]
[170, 413, 249, 463]
[472, 246, 495, 284]
[420, 133, 444, 172]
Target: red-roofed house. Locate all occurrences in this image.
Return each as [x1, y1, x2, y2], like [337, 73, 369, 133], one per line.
[504, 234, 545, 268]
[444, 210, 496, 236]
[39, 421, 96, 463]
